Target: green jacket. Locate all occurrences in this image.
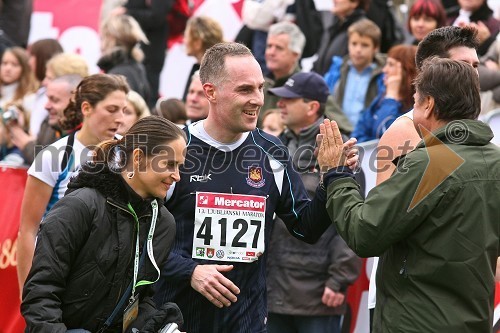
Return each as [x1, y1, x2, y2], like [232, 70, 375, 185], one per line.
[326, 120, 500, 332]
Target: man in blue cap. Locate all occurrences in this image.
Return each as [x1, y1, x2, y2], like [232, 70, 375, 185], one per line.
[269, 72, 330, 165]
[266, 71, 362, 333]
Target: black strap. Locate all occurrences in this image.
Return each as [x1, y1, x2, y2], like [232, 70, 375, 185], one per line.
[97, 241, 148, 333]
[60, 131, 76, 171]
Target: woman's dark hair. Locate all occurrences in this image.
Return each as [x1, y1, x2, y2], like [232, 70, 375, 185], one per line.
[28, 39, 63, 82]
[407, 0, 447, 38]
[94, 116, 187, 170]
[156, 98, 187, 124]
[60, 73, 130, 130]
[387, 44, 418, 111]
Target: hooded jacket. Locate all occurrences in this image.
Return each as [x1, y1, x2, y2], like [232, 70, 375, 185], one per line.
[325, 120, 500, 332]
[21, 163, 176, 332]
[98, 47, 151, 103]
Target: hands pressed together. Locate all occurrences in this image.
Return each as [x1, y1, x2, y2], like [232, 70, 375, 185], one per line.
[317, 119, 359, 173]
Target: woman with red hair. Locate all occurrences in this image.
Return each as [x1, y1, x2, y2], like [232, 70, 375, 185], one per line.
[405, 0, 447, 44]
[352, 44, 418, 142]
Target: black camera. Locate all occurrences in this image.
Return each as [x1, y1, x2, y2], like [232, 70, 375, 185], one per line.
[0, 106, 19, 126]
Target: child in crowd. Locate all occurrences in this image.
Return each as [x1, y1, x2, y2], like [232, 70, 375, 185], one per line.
[324, 19, 386, 129]
[261, 108, 285, 137]
[352, 44, 418, 142]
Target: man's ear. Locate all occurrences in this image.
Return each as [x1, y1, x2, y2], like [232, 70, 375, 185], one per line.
[424, 96, 435, 119]
[203, 83, 216, 102]
[307, 100, 320, 117]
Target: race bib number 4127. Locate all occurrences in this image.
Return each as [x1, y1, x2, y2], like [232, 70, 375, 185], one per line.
[192, 192, 266, 263]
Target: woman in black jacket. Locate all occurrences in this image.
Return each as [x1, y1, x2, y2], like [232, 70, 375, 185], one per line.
[21, 116, 186, 332]
[98, 14, 151, 104]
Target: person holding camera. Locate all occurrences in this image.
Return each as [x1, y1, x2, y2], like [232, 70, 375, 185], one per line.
[0, 46, 38, 165]
[0, 103, 28, 165]
[7, 74, 83, 165]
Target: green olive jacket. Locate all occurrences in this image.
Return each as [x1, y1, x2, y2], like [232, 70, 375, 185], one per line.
[326, 119, 500, 332]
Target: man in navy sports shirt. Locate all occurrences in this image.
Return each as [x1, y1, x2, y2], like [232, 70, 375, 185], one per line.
[154, 42, 358, 333]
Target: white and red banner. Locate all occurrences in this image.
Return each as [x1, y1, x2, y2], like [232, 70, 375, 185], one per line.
[0, 167, 27, 333]
[29, 0, 245, 99]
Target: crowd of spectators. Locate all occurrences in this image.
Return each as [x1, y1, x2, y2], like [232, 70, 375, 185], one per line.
[1, 0, 499, 332]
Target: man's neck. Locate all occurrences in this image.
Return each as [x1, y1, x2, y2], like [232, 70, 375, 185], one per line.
[203, 117, 244, 144]
[272, 65, 296, 81]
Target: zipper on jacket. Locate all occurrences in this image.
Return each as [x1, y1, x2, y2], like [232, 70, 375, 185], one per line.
[399, 255, 409, 278]
[398, 241, 410, 278]
[106, 199, 139, 304]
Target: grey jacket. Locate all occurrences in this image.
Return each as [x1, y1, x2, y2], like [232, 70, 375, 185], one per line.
[267, 117, 361, 316]
[22, 117, 61, 165]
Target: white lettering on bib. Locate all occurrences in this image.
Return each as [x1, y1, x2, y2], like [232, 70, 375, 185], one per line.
[192, 192, 266, 263]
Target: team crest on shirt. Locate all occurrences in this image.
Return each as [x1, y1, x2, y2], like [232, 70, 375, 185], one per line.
[246, 166, 265, 188]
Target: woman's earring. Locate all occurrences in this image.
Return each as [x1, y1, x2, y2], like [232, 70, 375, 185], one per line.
[127, 171, 134, 179]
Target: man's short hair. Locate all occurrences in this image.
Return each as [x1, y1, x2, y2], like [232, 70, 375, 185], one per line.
[268, 21, 306, 57]
[348, 19, 381, 49]
[51, 74, 83, 92]
[415, 26, 479, 70]
[415, 57, 481, 121]
[199, 42, 253, 87]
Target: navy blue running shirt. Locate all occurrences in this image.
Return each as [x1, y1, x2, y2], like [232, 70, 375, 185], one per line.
[154, 121, 333, 333]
